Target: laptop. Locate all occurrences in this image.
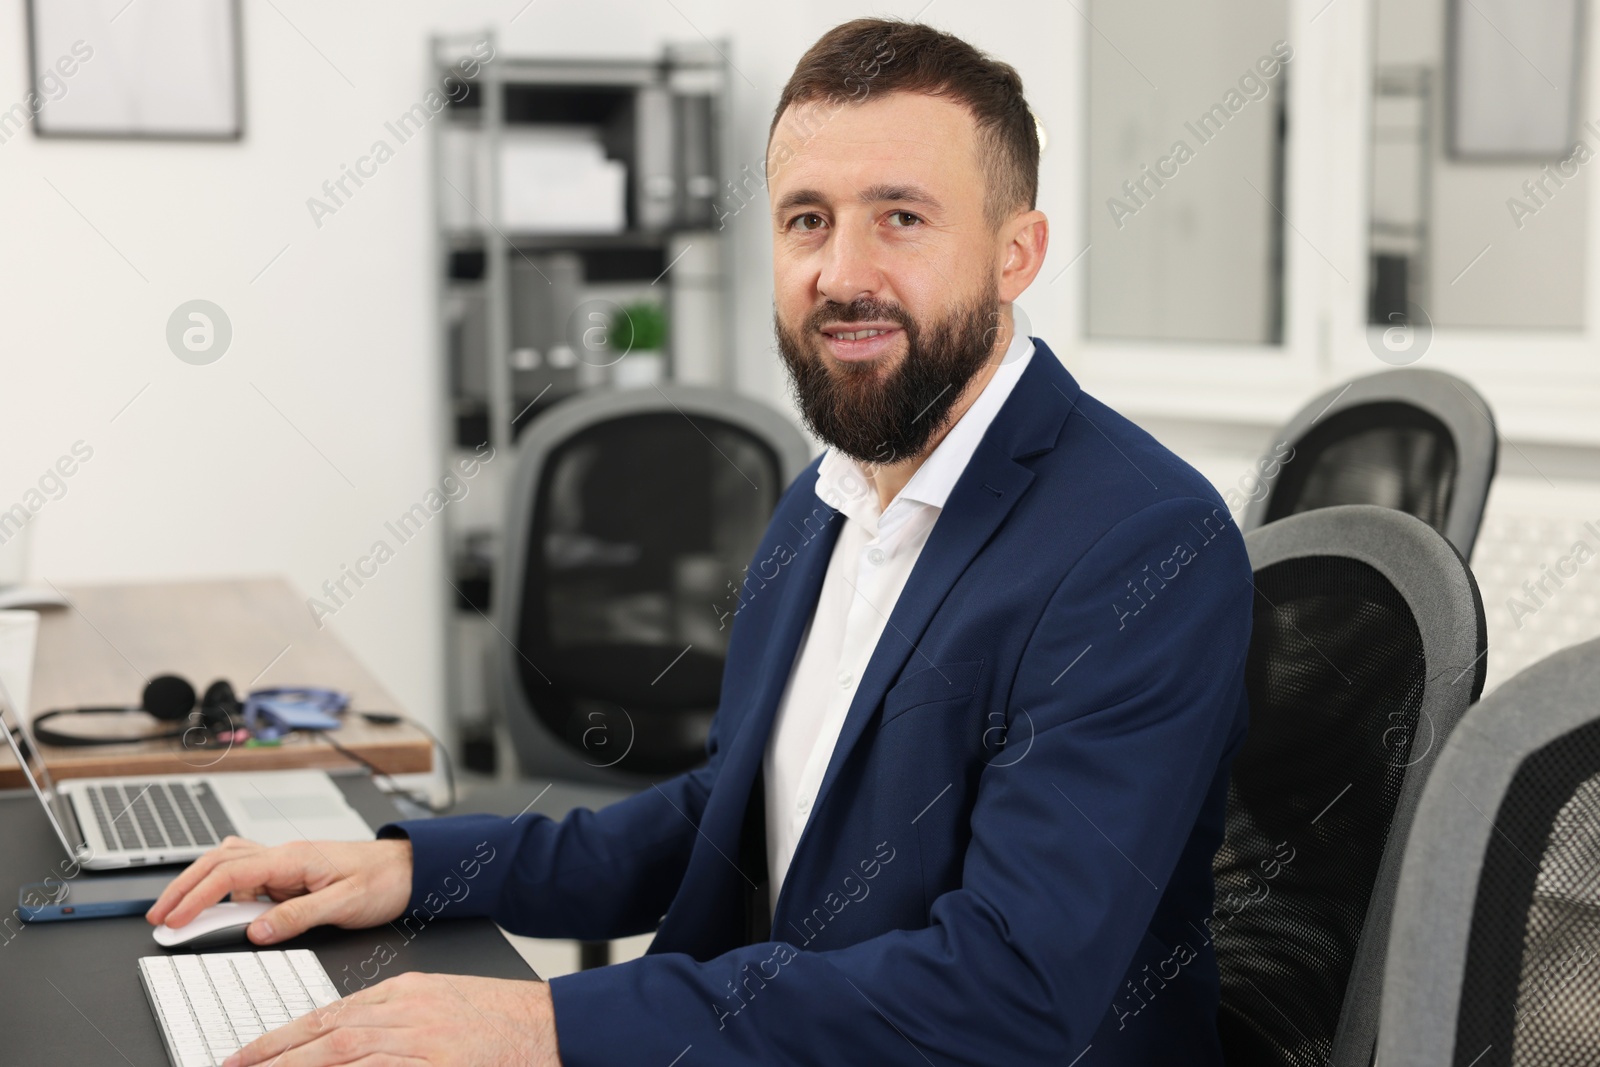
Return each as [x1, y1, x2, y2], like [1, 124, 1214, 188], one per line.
[0, 677, 374, 870]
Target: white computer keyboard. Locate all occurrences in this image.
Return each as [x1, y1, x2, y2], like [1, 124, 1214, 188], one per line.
[138, 950, 341, 1067]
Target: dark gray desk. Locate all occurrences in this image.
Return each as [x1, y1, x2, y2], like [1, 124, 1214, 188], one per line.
[0, 772, 536, 1065]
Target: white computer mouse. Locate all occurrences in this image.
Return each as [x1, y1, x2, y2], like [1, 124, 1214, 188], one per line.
[153, 901, 274, 950]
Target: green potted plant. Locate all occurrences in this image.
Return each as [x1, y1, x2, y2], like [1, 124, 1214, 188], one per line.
[610, 300, 667, 387]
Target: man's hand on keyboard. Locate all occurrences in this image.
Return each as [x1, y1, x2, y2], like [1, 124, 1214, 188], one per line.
[146, 835, 415, 944]
[220, 971, 561, 1067]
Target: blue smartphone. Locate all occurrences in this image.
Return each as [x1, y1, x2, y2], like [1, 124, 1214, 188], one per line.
[18, 872, 175, 922]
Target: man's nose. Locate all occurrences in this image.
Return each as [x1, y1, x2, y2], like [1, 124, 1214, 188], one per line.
[816, 223, 883, 306]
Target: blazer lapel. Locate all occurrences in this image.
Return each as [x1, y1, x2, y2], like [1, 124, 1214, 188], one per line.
[691, 496, 844, 857]
[804, 342, 1078, 820]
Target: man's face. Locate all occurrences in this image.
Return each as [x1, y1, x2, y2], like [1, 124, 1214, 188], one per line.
[768, 91, 1007, 465]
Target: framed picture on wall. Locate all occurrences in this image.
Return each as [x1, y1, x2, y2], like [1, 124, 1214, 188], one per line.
[25, 0, 243, 140]
[1448, 0, 1583, 159]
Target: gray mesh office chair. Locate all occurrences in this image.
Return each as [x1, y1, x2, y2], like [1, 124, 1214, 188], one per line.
[1378, 637, 1600, 1067]
[496, 384, 811, 787]
[1241, 369, 1499, 559]
[1215, 505, 1487, 1067]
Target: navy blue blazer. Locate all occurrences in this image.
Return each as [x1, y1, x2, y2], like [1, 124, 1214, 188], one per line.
[385, 341, 1253, 1066]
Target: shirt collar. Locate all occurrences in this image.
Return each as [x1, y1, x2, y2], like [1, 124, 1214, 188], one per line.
[899, 332, 1034, 510]
[814, 331, 1036, 533]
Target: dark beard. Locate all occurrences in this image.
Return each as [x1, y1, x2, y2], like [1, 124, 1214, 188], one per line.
[774, 286, 1001, 465]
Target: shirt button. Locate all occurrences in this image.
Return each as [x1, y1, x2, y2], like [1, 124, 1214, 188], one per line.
[866, 547, 886, 566]
[797, 796, 812, 814]
[838, 670, 853, 688]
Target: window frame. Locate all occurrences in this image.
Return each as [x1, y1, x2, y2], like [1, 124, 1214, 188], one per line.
[1061, 0, 1600, 447]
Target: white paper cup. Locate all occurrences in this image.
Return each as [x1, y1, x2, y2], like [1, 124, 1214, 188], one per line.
[0, 609, 41, 720]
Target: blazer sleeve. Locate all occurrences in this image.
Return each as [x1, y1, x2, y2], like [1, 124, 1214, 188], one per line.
[544, 495, 1255, 1065]
[378, 745, 721, 943]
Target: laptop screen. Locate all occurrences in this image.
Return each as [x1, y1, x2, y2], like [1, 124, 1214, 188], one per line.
[0, 673, 86, 861]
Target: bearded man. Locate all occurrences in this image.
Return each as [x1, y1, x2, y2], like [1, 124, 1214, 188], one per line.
[153, 18, 1251, 1067]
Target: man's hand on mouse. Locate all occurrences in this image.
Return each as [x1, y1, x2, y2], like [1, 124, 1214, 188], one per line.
[146, 835, 414, 944]
[221, 972, 562, 1067]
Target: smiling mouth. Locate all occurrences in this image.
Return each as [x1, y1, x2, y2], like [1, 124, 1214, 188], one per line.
[815, 324, 905, 363]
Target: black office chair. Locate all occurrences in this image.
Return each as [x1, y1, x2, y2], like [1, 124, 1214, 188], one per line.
[1379, 637, 1600, 1067]
[496, 384, 811, 787]
[1241, 369, 1499, 559]
[1215, 505, 1487, 1067]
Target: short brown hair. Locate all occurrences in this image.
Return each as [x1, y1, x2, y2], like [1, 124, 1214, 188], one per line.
[769, 18, 1039, 228]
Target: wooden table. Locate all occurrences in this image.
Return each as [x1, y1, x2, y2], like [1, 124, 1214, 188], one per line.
[0, 578, 433, 787]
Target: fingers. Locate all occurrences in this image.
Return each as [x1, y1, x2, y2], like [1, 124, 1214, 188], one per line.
[160, 849, 298, 928]
[248, 882, 355, 945]
[146, 836, 259, 925]
[226, 998, 400, 1066]
[233, 1025, 410, 1066]
[227, 998, 352, 1063]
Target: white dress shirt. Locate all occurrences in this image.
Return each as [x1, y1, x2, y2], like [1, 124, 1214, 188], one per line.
[763, 331, 1036, 900]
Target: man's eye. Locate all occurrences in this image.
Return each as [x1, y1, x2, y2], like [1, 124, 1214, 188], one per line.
[887, 211, 921, 227]
[791, 213, 826, 231]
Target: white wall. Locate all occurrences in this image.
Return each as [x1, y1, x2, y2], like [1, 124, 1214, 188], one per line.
[0, 1, 1074, 735]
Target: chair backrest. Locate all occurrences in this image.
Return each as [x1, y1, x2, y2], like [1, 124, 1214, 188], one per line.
[1215, 505, 1487, 1067]
[1241, 369, 1498, 560]
[1378, 637, 1600, 1067]
[497, 384, 811, 786]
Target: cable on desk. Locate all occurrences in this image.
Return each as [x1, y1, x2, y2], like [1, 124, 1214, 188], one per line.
[316, 713, 458, 815]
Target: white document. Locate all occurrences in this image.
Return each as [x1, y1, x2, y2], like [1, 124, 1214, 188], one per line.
[500, 127, 627, 232]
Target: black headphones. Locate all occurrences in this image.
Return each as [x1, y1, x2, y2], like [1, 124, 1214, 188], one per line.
[31, 676, 242, 748]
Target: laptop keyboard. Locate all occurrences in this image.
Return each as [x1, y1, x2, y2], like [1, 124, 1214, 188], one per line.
[139, 950, 340, 1067]
[85, 781, 239, 852]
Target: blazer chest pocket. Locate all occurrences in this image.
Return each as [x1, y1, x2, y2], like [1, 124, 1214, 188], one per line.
[879, 659, 984, 726]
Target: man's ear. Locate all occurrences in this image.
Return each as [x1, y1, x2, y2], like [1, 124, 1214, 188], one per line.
[997, 208, 1049, 303]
